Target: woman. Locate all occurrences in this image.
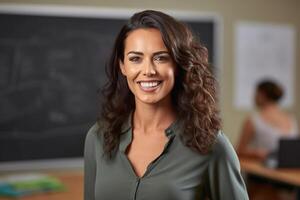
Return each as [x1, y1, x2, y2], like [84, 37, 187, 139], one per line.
[84, 10, 248, 200]
[237, 80, 298, 160]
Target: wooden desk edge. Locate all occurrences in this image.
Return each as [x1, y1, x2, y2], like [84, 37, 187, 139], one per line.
[239, 158, 300, 187]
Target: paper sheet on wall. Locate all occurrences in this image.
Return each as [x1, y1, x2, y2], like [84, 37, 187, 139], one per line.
[234, 22, 296, 109]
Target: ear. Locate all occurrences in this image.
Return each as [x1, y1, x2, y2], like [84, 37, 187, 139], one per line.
[119, 60, 126, 76]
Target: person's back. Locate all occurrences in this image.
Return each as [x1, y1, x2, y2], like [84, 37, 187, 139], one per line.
[250, 108, 298, 153]
[260, 108, 295, 134]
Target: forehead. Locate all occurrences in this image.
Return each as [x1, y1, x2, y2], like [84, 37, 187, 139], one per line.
[124, 28, 168, 52]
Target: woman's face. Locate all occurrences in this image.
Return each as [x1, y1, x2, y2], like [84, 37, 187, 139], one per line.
[120, 28, 176, 105]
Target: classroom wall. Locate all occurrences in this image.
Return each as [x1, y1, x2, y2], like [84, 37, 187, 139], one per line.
[1, 0, 299, 144]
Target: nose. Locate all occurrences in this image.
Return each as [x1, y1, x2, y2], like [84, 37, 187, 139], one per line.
[143, 59, 156, 76]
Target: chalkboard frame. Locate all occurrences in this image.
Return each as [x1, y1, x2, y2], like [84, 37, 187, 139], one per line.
[0, 4, 222, 171]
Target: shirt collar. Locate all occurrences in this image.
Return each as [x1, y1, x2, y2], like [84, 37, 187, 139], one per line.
[119, 111, 182, 152]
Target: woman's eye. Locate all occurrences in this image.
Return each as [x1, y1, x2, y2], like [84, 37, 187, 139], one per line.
[129, 56, 141, 63]
[154, 55, 170, 63]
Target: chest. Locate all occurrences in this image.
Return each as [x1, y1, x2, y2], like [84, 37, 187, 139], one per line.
[94, 137, 210, 200]
[126, 132, 169, 177]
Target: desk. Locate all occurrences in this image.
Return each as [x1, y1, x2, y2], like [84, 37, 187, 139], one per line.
[0, 171, 83, 200]
[240, 158, 300, 199]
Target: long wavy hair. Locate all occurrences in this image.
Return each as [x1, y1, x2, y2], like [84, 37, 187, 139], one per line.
[99, 10, 221, 158]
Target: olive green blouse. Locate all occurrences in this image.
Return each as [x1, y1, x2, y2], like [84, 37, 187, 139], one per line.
[84, 116, 249, 200]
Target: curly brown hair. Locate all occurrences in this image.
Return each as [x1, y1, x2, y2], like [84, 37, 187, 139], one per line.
[99, 10, 221, 158]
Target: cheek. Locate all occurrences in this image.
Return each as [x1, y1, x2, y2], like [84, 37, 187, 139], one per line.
[124, 65, 139, 80]
[165, 68, 176, 83]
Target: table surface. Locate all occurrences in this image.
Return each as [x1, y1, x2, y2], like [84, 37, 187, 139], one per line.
[0, 171, 83, 200]
[240, 157, 300, 187]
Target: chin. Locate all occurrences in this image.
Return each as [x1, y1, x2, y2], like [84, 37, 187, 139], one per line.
[136, 93, 172, 106]
[137, 97, 160, 105]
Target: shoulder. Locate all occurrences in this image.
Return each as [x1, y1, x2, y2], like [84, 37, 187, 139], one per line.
[246, 113, 258, 126]
[209, 131, 240, 166]
[85, 122, 104, 148]
[211, 131, 234, 155]
[86, 122, 100, 138]
[241, 115, 256, 134]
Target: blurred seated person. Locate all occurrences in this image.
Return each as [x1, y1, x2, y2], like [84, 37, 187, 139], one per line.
[237, 80, 298, 161]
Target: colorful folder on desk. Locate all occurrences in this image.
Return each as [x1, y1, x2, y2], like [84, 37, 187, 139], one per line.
[0, 173, 65, 197]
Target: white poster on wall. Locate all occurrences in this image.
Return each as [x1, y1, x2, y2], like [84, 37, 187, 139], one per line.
[234, 22, 296, 109]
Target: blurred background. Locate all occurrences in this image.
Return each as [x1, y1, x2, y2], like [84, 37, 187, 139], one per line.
[0, 0, 299, 200]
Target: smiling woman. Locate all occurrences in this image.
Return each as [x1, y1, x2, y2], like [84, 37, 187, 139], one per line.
[84, 10, 249, 200]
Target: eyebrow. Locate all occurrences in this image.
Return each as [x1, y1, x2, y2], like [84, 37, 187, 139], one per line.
[126, 51, 169, 56]
[153, 51, 169, 56]
[127, 51, 143, 56]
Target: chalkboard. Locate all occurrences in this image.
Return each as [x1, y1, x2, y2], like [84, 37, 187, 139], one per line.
[0, 10, 217, 163]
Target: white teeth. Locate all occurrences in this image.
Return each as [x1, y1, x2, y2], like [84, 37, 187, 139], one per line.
[140, 81, 160, 88]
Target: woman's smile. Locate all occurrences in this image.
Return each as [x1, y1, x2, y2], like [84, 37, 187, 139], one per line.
[137, 80, 163, 92]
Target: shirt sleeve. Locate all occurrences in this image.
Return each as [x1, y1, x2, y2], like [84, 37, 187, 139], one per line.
[84, 124, 99, 200]
[206, 131, 249, 200]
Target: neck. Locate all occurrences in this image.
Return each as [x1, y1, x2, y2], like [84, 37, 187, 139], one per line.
[133, 97, 177, 134]
[259, 102, 279, 112]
